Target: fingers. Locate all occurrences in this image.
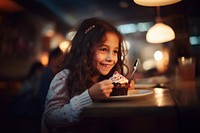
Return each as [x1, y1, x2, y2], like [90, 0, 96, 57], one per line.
[89, 80, 114, 100]
[100, 79, 113, 85]
[129, 80, 135, 90]
[99, 79, 113, 96]
[98, 79, 114, 90]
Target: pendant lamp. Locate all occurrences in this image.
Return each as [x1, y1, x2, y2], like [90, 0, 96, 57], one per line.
[146, 6, 175, 43]
[133, 0, 181, 6]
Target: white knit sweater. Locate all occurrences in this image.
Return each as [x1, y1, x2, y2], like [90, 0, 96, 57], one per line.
[41, 69, 93, 133]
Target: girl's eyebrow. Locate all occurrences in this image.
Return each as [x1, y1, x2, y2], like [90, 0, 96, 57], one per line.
[100, 43, 109, 48]
[102, 43, 119, 49]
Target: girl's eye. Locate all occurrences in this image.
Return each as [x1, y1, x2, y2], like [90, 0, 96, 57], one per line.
[100, 47, 108, 53]
[113, 50, 118, 54]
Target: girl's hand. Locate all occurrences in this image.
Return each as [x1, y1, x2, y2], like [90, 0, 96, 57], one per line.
[88, 79, 114, 100]
[128, 80, 135, 90]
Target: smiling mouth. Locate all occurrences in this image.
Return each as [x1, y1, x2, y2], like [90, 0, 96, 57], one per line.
[100, 63, 113, 68]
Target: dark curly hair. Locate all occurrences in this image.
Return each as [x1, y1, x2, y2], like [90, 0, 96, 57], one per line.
[62, 18, 129, 98]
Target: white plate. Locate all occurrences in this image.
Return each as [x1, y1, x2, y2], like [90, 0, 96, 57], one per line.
[135, 83, 157, 89]
[108, 89, 153, 101]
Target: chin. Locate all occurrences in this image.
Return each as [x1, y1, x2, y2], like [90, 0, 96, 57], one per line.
[97, 67, 113, 75]
[99, 70, 110, 75]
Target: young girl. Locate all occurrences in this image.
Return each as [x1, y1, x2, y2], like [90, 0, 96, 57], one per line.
[41, 17, 134, 133]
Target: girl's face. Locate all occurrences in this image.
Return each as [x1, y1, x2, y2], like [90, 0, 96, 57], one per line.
[93, 32, 119, 75]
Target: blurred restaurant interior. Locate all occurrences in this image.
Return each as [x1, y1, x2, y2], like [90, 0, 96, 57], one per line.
[0, 0, 200, 79]
[0, 0, 200, 133]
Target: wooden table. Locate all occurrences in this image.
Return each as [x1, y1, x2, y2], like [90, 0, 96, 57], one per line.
[82, 88, 177, 118]
[170, 79, 200, 133]
[170, 79, 200, 113]
[80, 79, 200, 133]
[81, 88, 179, 133]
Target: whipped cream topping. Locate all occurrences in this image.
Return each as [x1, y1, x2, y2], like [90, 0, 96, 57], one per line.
[109, 71, 128, 84]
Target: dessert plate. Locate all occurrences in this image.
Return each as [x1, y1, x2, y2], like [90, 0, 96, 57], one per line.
[108, 89, 153, 100]
[135, 83, 157, 89]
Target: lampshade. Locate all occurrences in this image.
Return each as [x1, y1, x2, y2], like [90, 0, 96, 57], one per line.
[146, 22, 175, 43]
[133, 0, 181, 6]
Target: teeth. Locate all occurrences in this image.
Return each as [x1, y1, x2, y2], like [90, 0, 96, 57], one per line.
[103, 64, 111, 67]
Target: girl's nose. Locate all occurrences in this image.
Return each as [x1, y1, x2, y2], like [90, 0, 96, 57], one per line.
[106, 52, 113, 61]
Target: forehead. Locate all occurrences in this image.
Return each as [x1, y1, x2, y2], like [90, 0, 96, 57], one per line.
[103, 32, 119, 45]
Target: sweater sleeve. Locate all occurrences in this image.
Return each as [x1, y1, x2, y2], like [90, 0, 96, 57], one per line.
[42, 69, 93, 128]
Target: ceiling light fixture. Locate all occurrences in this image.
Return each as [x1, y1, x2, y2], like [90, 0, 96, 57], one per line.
[146, 6, 175, 43]
[133, 0, 181, 6]
[146, 22, 175, 43]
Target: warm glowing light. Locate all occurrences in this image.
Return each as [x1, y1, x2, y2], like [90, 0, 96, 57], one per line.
[133, 0, 181, 6]
[146, 23, 175, 43]
[154, 88, 169, 107]
[40, 52, 49, 66]
[42, 23, 55, 37]
[59, 40, 71, 53]
[45, 29, 55, 37]
[143, 59, 156, 70]
[155, 48, 170, 73]
[154, 88, 166, 94]
[50, 33, 66, 50]
[154, 50, 163, 61]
